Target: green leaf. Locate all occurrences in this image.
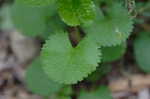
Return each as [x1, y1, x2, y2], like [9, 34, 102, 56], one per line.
[41, 31, 101, 84]
[10, 2, 56, 36]
[94, 0, 113, 5]
[51, 95, 71, 99]
[58, 0, 96, 26]
[57, 96, 71, 99]
[87, 64, 112, 82]
[78, 86, 113, 99]
[25, 58, 62, 96]
[50, 86, 72, 99]
[102, 43, 126, 63]
[82, 3, 133, 46]
[16, 0, 55, 6]
[59, 86, 73, 96]
[41, 15, 66, 39]
[134, 32, 150, 73]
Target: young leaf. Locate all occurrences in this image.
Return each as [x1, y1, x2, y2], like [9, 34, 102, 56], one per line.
[10, 2, 56, 36]
[134, 32, 150, 73]
[78, 86, 113, 99]
[82, 3, 133, 46]
[16, 0, 55, 6]
[41, 31, 101, 84]
[25, 58, 62, 96]
[102, 43, 126, 63]
[58, 0, 96, 26]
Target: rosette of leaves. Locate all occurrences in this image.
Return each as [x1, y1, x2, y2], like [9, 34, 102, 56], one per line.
[78, 86, 112, 99]
[102, 43, 127, 63]
[82, 2, 133, 46]
[41, 31, 101, 84]
[134, 32, 150, 73]
[25, 58, 63, 96]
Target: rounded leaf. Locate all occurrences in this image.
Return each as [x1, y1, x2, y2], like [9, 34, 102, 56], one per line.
[25, 58, 62, 96]
[82, 3, 133, 46]
[102, 43, 126, 63]
[10, 2, 56, 36]
[58, 0, 96, 26]
[134, 33, 150, 73]
[41, 32, 101, 84]
[87, 64, 112, 82]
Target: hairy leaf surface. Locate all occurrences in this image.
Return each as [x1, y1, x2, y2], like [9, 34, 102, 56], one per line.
[41, 32, 101, 84]
[58, 0, 95, 26]
[82, 3, 133, 46]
